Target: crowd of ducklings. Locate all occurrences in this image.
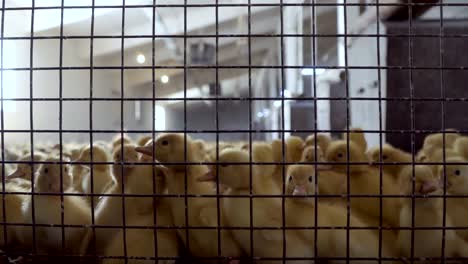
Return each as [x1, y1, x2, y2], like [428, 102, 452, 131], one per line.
[0, 129, 467, 263]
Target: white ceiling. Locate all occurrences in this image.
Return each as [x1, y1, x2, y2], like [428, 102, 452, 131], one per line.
[5, 0, 338, 97]
[5, 0, 467, 100]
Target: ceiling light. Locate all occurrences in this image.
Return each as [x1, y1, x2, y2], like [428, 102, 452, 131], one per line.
[136, 53, 146, 64]
[161, 75, 169, 84]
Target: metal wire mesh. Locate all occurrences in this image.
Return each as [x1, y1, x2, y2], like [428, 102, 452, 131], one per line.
[0, 0, 467, 263]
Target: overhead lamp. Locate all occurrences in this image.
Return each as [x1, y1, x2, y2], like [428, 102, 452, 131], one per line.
[136, 53, 146, 64]
[161, 75, 169, 84]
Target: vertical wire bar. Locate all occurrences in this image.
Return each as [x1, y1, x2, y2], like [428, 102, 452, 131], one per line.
[439, 0, 447, 262]
[343, 0, 350, 263]
[278, 0, 286, 263]
[88, 0, 97, 260]
[311, 0, 318, 261]
[247, 1, 254, 262]
[0, 0, 8, 253]
[58, 0, 66, 256]
[151, 0, 159, 262]
[29, 0, 37, 258]
[119, 1, 128, 263]
[408, 1, 416, 263]
[183, 0, 190, 261]
[214, 0, 222, 262]
[375, 1, 383, 263]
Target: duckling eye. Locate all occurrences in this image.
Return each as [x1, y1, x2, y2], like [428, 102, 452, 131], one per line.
[308, 176, 313, 182]
[455, 170, 461, 176]
[161, 140, 169, 146]
[44, 168, 49, 174]
[337, 153, 343, 158]
[288, 176, 292, 182]
[382, 155, 388, 160]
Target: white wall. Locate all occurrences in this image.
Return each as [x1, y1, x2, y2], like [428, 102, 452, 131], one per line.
[2, 9, 153, 145]
[336, 1, 387, 148]
[348, 23, 387, 148]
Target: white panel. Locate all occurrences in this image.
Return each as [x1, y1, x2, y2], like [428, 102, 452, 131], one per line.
[337, 0, 388, 148]
[1, 40, 16, 112]
[155, 105, 166, 131]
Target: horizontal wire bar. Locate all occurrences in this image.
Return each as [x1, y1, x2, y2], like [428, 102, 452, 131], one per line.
[3, 33, 468, 39]
[4, 97, 468, 102]
[0, 250, 465, 263]
[1, 2, 468, 10]
[1, 222, 466, 231]
[0, 191, 465, 199]
[1, 65, 468, 71]
[0, 129, 464, 134]
[0, 251, 450, 262]
[3, 160, 468, 167]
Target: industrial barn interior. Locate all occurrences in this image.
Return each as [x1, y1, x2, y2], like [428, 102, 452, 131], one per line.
[0, 0, 467, 263]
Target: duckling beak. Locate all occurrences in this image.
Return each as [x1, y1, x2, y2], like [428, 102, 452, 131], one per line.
[420, 180, 438, 194]
[7, 169, 25, 179]
[197, 170, 216, 182]
[135, 146, 153, 157]
[292, 185, 307, 196]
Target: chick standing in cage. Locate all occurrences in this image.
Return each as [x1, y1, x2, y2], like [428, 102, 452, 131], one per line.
[136, 134, 244, 264]
[78, 142, 180, 264]
[100, 144, 179, 264]
[398, 165, 468, 263]
[20, 156, 92, 255]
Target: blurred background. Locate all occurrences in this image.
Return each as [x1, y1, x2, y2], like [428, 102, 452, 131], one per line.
[1, 0, 468, 151]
